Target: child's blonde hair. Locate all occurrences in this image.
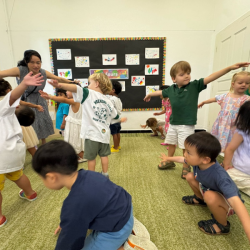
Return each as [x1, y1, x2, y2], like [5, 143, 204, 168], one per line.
[229, 71, 250, 92]
[88, 73, 112, 94]
[170, 61, 191, 78]
[146, 118, 157, 129]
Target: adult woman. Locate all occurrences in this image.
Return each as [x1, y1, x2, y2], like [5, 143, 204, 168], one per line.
[0, 50, 72, 144]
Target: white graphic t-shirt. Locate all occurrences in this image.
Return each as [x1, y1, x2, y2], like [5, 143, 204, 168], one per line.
[73, 86, 118, 144]
[106, 95, 122, 124]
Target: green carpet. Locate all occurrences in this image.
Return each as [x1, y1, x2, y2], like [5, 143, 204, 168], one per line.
[1, 134, 250, 250]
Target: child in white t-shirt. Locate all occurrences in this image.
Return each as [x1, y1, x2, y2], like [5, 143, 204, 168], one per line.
[0, 72, 43, 227]
[48, 73, 125, 178]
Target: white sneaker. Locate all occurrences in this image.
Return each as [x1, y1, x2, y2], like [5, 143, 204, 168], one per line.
[124, 235, 158, 250]
[78, 157, 87, 163]
[132, 217, 150, 240]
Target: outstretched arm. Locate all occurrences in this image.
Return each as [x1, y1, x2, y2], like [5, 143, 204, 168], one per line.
[0, 67, 20, 79]
[39, 90, 75, 105]
[154, 107, 166, 116]
[47, 80, 77, 93]
[198, 98, 216, 108]
[160, 153, 185, 164]
[20, 100, 44, 112]
[204, 62, 250, 85]
[144, 90, 163, 102]
[46, 71, 73, 83]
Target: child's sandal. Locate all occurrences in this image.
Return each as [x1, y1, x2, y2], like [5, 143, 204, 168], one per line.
[182, 194, 207, 206]
[181, 165, 191, 179]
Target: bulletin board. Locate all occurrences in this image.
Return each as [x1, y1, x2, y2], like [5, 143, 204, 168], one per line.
[49, 37, 166, 111]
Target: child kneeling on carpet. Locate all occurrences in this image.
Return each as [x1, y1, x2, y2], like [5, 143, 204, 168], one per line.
[160, 132, 250, 240]
[32, 140, 134, 250]
[141, 118, 165, 140]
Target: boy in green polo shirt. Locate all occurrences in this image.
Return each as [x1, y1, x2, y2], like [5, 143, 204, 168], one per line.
[144, 61, 250, 179]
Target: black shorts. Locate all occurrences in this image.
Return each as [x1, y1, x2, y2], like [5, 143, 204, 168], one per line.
[110, 122, 121, 135]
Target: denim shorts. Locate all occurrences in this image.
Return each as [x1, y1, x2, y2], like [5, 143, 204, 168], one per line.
[110, 122, 121, 135]
[82, 206, 133, 250]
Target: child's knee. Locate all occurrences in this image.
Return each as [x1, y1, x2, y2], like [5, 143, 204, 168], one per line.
[185, 172, 194, 182]
[203, 191, 217, 204]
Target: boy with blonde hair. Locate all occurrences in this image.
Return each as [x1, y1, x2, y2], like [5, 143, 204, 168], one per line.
[48, 73, 123, 178]
[144, 61, 250, 179]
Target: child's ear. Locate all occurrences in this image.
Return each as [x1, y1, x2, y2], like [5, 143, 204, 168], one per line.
[202, 156, 211, 165]
[171, 77, 176, 83]
[95, 81, 100, 87]
[45, 173, 57, 182]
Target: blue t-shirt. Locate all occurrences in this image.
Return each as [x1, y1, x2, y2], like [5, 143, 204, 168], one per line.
[56, 103, 69, 130]
[193, 161, 243, 201]
[55, 169, 132, 250]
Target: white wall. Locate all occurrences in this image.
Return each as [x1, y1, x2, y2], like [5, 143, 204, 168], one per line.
[0, 0, 230, 130]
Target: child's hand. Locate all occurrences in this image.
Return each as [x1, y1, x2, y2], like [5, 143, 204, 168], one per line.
[140, 124, 146, 129]
[198, 102, 204, 108]
[160, 153, 168, 162]
[120, 117, 127, 123]
[48, 79, 61, 88]
[60, 123, 65, 130]
[54, 225, 61, 235]
[222, 162, 234, 171]
[230, 62, 250, 70]
[36, 105, 44, 112]
[22, 72, 43, 86]
[153, 112, 159, 116]
[144, 94, 151, 102]
[39, 90, 50, 100]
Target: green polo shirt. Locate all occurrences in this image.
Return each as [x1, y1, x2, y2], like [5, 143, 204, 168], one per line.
[245, 89, 250, 96]
[162, 78, 206, 125]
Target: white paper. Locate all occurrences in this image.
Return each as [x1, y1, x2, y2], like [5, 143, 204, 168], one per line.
[119, 81, 125, 91]
[146, 86, 159, 95]
[56, 49, 71, 60]
[75, 56, 90, 67]
[145, 48, 160, 59]
[102, 54, 117, 65]
[125, 54, 140, 65]
[57, 69, 72, 79]
[74, 78, 88, 87]
[145, 64, 159, 75]
[131, 76, 145, 86]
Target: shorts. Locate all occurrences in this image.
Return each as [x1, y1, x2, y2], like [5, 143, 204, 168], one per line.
[165, 124, 194, 149]
[110, 122, 121, 135]
[83, 206, 133, 250]
[0, 169, 23, 191]
[84, 139, 111, 160]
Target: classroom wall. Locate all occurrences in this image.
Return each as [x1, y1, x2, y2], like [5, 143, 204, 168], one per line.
[0, 0, 249, 130]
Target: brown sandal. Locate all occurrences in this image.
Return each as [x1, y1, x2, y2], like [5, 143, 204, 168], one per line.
[181, 165, 191, 179]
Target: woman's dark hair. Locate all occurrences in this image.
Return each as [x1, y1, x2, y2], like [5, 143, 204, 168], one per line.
[185, 132, 221, 162]
[32, 140, 78, 178]
[17, 50, 42, 67]
[0, 79, 12, 96]
[15, 106, 35, 126]
[57, 88, 67, 96]
[235, 101, 250, 135]
[111, 80, 122, 95]
[160, 85, 170, 90]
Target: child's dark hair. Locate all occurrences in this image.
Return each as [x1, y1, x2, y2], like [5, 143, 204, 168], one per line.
[146, 118, 157, 128]
[235, 101, 250, 135]
[32, 140, 78, 178]
[0, 79, 12, 96]
[17, 50, 42, 67]
[111, 81, 122, 95]
[160, 85, 170, 91]
[185, 132, 221, 162]
[15, 106, 35, 126]
[57, 88, 67, 96]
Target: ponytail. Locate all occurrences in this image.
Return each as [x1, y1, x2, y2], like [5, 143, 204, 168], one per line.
[17, 50, 42, 67]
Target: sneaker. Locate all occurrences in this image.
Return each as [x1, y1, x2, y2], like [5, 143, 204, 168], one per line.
[0, 216, 7, 228]
[78, 157, 87, 163]
[111, 147, 120, 153]
[19, 190, 37, 201]
[111, 145, 121, 150]
[101, 172, 109, 179]
[124, 235, 158, 250]
[132, 217, 150, 239]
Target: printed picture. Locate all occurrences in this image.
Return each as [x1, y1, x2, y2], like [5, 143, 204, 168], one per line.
[145, 48, 160, 59]
[75, 56, 90, 67]
[125, 54, 140, 65]
[56, 49, 71, 60]
[131, 76, 145, 86]
[145, 64, 159, 75]
[57, 69, 72, 79]
[102, 54, 117, 65]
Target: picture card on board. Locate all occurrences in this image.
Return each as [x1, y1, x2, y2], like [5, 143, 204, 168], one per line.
[146, 86, 159, 95]
[131, 76, 145, 86]
[75, 56, 90, 67]
[145, 48, 160, 59]
[119, 81, 126, 91]
[56, 49, 71, 60]
[57, 69, 72, 79]
[125, 54, 140, 65]
[102, 54, 117, 65]
[145, 64, 159, 75]
[74, 78, 88, 87]
[89, 69, 129, 79]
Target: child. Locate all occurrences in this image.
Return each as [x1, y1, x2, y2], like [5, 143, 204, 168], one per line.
[39, 85, 86, 163]
[0, 72, 42, 227]
[56, 89, 70, 136]
[140, 118, 165, 139]
[47, 73, 124, 178]
[32, 140, 133, 250]
[144, 61, 250, 179]
[154, 85, 172, 146]
[223, 101, 250, 196]
[160, 132, 250, 239]
[107, 81, 123, 153]
[198, 71, 250, 152]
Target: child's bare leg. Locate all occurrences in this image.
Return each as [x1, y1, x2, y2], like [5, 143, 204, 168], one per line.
[41, 138, 46, 145]
[0, 192, 3, 219]
[113, 134, 119, 150]
[167, 144, 176, 159]
[27, 147, 36, 157]
[14, 174, 35, 196]
[88, 159, 96, 171]
[78, 151, 84, 159]
[101, 156, 109, 173]
[185, 172, 203, 201]
[152, 129, 158, 136]
[117, 133, 120, 147]
[157, 127, 164, 137]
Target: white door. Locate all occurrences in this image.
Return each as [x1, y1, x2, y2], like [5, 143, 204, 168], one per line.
[208, 12, 250, 131]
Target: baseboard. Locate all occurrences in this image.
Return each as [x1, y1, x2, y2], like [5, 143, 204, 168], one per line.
[120, 129, 207, 134]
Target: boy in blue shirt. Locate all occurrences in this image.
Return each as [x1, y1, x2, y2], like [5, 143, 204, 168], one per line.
[32, 140, 133, 250]
[160, 132, 250, 240]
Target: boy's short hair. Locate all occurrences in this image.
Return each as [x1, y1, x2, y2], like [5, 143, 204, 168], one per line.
[89, 73, 112, 94]
[57, 88, 67, 96]
[0, 79, 12, 96]
[15, 105, 35, 126]
[32, 140, 78, 178]
[170, 61, 191, 78]
[111, 80, 122, 95]
[160, 85, 170, 90]
[185, 132, 221, 162]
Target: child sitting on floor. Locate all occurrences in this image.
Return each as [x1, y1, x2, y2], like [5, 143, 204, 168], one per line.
[141, 118, 165, 140]
[160, 131, 250, 239]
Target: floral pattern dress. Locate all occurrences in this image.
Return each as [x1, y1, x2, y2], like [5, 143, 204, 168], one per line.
[162, 98, 172, 134]
[211, 93, 250, 152]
